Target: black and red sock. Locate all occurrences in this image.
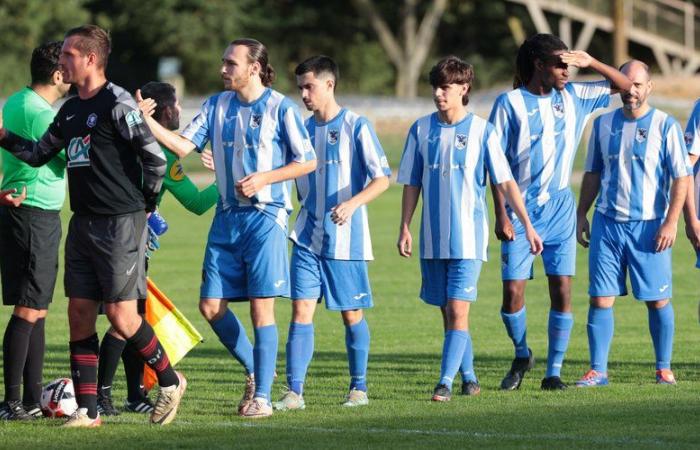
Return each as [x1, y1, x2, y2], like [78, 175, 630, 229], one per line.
[70, 334, 99, 418]
[127, 320, 178, 388]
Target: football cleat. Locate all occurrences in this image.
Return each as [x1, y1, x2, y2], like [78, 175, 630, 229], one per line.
[96, 392, 120, 416]
[238, 374, 256, 414]
[124, 397, 155, 414]
[0, 400, 34, 421]
[431, 384, 451, 402]
[273, 389, 305, 411]
[240, 397, 272, 418]
[500, 348, 535, 390]
[575, 369, 609, 387]
[62, 408, 101, 428]
[541, 376, 568, 390]
[655, 369, 677, 385]
[460, 380, 481, 396]
[23, 403, 43, 419]
[150, 371, 187, 426]
[342, 388, 369, 407]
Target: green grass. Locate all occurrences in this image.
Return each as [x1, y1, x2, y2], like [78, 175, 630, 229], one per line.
[1, 184, 699, 449]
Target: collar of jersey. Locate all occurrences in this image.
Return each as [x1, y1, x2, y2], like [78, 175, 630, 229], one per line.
[313, 108, 346, 127]
[234, 87, 271, 107]
[432, 111, 472, 128]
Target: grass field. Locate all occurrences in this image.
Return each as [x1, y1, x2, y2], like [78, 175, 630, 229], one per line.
[1, 157, 700, 448]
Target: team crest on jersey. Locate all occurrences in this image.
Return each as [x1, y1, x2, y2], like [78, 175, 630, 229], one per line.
[552, 102, 565, 118]
[250, 114, 263, 129]
[86, 113, 98, 128]
[66, 135, 91, 168]
[125, 110, 143, 129]
[685, 131, 695, 147]
[328, 130, 339, 145]
[380, 156, 389, 169]
[455, 134, 467, 150]
[636, 128, 648, 143]
[169, 161, 185, 182]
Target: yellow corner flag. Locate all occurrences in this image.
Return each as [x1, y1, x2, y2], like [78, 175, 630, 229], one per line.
[143, 277, 203, 391]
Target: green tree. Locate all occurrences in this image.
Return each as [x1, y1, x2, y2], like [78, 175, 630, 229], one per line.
[0, 0, 89, 96]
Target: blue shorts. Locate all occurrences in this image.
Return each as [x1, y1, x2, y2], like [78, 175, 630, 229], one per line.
[419, 259, 483, 307]
[589, 211, 672, 301]
[290, 244, 373, 311]
[501, 189, 576, 280]
[201, 207, 290, 300]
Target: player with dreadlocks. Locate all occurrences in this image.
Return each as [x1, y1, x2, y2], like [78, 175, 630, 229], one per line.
[488, 33, 632, 391]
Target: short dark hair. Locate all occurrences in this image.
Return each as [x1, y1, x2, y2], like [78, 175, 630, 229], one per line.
[429, 56, 475, 106]
[65, 24, 112, 69]
[30, 41, 62, 85]
[230, 38, 275, 87]
[513, 33, 568, 88]
[139, 82, 177, 122]
[295, 55, 339, 88]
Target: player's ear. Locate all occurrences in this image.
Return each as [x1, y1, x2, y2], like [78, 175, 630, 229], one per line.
[52, 70, 62, 86]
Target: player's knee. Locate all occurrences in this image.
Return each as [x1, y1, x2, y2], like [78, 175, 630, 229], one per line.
[646, 299, 669, 310]
[12, 305, 45, 323]
[341, 309, 363, 326]
[590, 296, 615, 308]
[292, 301, 315, 323]
[502, 282, 525, 311]
[199, 300, 226, 322]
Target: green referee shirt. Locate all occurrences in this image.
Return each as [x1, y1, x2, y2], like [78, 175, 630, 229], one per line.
[1, 87, 66, 210]
[158, 146, 218, 214]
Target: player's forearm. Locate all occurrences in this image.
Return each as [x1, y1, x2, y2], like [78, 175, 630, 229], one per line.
[683, 155, 699, 224]
[0, 130, 59, 167]
[490, 182, 510, 221]
[141, 144, 167, 212]
[497, 180, 534, 229]
[589, 57, 632, 92]
[145, 115, 196, 158]
[170, 178, 218, 215]
[346, 176, 390, 210]
[665, 176, 691, 225]
[577, 172, 601, 217]
[264, 159, 317, 185]
[400, 185, 420, 229]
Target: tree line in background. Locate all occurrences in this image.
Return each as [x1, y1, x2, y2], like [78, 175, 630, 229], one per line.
[0, 0, 625, 98]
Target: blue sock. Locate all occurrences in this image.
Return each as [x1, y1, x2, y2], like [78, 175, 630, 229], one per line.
[587, 306, 614, 373]
[286, 322, 314, 395]
[648, 303, 674, 370]
[253, 324, 278, 401]
[439, 330, 468, 389]
[501, 307, 529, 358]
[209, 309, 254, 374]
[459, 332, 477, 383]
[345, 319, 370, 392]
[546, 310, 573, 377]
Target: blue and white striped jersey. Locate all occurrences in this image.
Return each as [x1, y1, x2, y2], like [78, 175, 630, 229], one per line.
[489, 81, 611, 208]
[585, 107, 691, 222]
[290, 109, 391, 260]
[686, 99, 700, 157]
[683, 100, 700, 219]
[181, 88, 315, 229]
[397, 112, 513, 260]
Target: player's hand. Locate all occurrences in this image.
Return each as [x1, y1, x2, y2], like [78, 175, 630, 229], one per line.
[330, 200, 358, 226]
[560, 50, 594, 68]
[135, 89, 156, 118]
[397, 226, 412, 257]
[236, 172, 269, 198]
[0, 187, 26, 207]
[655, 220, 678, 252]
[495, 216, 515, 241]
[685, 220, 700, 250]
[577, 213, 591, 248]
[524, 225, 543, 255]
[201, 149, 215, 172]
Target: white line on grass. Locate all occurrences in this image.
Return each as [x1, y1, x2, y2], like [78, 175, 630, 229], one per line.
[113, 418, 667, 446]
